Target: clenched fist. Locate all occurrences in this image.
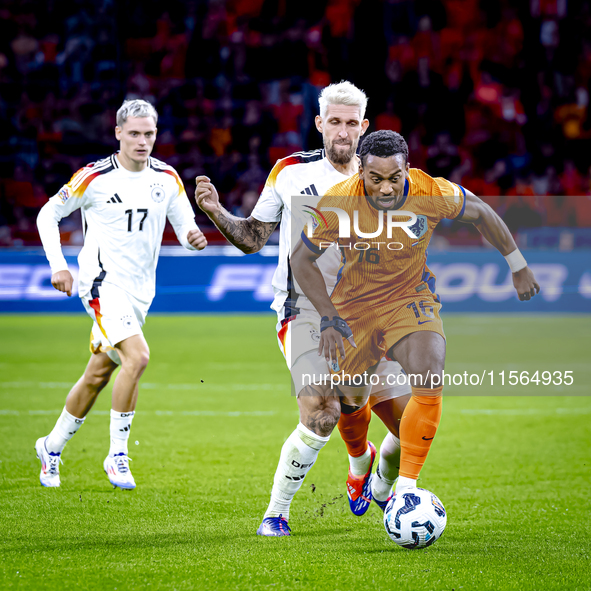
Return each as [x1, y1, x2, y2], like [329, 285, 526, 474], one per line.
[51, 270, 74, 297]
[512, 266, 540, 301]
[187, 228, 208, 250]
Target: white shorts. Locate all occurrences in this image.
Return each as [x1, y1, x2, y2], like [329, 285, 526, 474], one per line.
[81, 283, 148, 365]
[276, 308, 411, 399]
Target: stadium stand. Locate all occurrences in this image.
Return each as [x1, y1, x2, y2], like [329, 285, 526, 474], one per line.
[0, 0, 590, 247]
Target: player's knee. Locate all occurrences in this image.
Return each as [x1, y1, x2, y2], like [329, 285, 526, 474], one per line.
[123, 348, 150, 377]
[314, 397, 340, 434]
[410, 370, 435, 388]
[137, 349, 150, 370]
[133, 351, 150, 374]
[408, 364, 444, 388]
[300, 397, 340, 437]
[321, 402, 341, 433]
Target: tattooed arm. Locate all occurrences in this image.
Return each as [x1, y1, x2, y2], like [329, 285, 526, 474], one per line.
[195, 175, 277, 254]
[210, 211, 277, 255]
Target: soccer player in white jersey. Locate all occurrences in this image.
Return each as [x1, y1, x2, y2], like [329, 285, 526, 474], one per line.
[35, 99, 207, 489]
[195, 82, 411, 535]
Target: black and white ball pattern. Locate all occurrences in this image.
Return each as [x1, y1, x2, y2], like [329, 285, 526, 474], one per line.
[384, 488, 447, 549]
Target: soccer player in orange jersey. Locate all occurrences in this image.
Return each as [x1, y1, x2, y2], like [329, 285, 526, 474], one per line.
[291, 129, 540, 496]
[197, 84, 412, 532]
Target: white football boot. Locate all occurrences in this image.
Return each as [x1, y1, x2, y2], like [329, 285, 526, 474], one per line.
[35, 436, 62, 487]
[104, 453, 136, 490]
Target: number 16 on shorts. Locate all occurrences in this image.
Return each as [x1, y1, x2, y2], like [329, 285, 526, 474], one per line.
[407, 300, 436, 325]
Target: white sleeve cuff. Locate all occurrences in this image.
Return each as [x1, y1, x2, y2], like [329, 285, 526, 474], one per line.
[49, 257, 70, 275]
[177, 223, 199, 250]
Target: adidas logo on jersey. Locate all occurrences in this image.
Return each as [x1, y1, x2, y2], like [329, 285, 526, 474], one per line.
[300, 184, 319, 196]
[106, 193, 123, 204]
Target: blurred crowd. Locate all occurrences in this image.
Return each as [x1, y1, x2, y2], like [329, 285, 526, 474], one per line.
[1, 0, 591, 247]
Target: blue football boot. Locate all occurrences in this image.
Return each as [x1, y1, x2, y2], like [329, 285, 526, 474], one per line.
[257, 515, 291, 536]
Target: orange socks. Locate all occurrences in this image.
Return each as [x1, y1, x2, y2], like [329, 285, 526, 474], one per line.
[337, 402, 371, 457]
[398, 386, 443, 480]
[339, 386, 442, 478]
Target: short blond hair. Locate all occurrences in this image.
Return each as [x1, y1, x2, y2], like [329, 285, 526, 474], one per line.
[318, 81, 368, 120]
[116, 99, 158, 127]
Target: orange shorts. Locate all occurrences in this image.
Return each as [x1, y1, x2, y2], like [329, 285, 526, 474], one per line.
[332, 292, 445, 377]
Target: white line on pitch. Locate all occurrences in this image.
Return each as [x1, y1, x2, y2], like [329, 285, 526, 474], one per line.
[141, 383, 281, 391]
[460, 408, 591, 415]
[2, 408, 587, 417]
[0, 382, 282, 391]
[0, 409, 276, 417]
[0, 382, 73, 389]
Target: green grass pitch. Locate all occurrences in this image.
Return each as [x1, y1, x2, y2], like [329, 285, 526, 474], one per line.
[0, 313, 590, 591]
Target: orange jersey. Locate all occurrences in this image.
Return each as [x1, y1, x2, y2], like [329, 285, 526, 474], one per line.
[301, 168, 466, 311]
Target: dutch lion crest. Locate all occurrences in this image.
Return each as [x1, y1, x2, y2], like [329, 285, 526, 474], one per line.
[408, 215, 428, 240]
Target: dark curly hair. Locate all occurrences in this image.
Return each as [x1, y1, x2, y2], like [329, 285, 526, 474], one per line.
[359, 130, 409, 166]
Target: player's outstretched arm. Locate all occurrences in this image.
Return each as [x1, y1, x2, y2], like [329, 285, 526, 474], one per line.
[291, 239, 355, 361]
[459, 190, 540, 301]
[195, 176, 277, 254]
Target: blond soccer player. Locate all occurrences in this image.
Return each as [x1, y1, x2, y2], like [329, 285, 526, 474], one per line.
[35, 99, 207, 489]
[196, 83, 411, 535]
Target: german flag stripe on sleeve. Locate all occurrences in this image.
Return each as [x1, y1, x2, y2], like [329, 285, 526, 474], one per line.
[265, 149, 324, 188]
[162, 169, 186, 196]
[67, 157, 114, 198]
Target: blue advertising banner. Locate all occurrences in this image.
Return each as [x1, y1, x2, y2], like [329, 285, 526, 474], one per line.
[0, 247, 589, 313]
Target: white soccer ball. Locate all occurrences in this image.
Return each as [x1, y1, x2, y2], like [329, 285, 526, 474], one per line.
[383, 488, 447, 549]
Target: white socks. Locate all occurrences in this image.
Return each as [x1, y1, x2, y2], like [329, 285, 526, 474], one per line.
[396, 475, 417, 492]
[46, 407, 85, 454]
[109, 410, 135, 456]
[44, 407, 135, 457]
[349, 446, 372, 476]
[264, 423, 330, 520]
[372, 433, 400, 502]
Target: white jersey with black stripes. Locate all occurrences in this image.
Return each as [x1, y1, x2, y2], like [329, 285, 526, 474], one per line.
[37, 153, 198, 306]
[251, 150, 354, 316]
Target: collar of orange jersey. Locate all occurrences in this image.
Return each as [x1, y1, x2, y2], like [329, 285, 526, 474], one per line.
[363, 177, 410, 211]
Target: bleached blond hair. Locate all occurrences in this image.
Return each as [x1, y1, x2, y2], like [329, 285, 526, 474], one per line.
[318, 81, 368, 121]
[116, 99, 158, 127]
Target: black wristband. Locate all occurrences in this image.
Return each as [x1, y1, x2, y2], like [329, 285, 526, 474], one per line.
[320, 316, 353, 340]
